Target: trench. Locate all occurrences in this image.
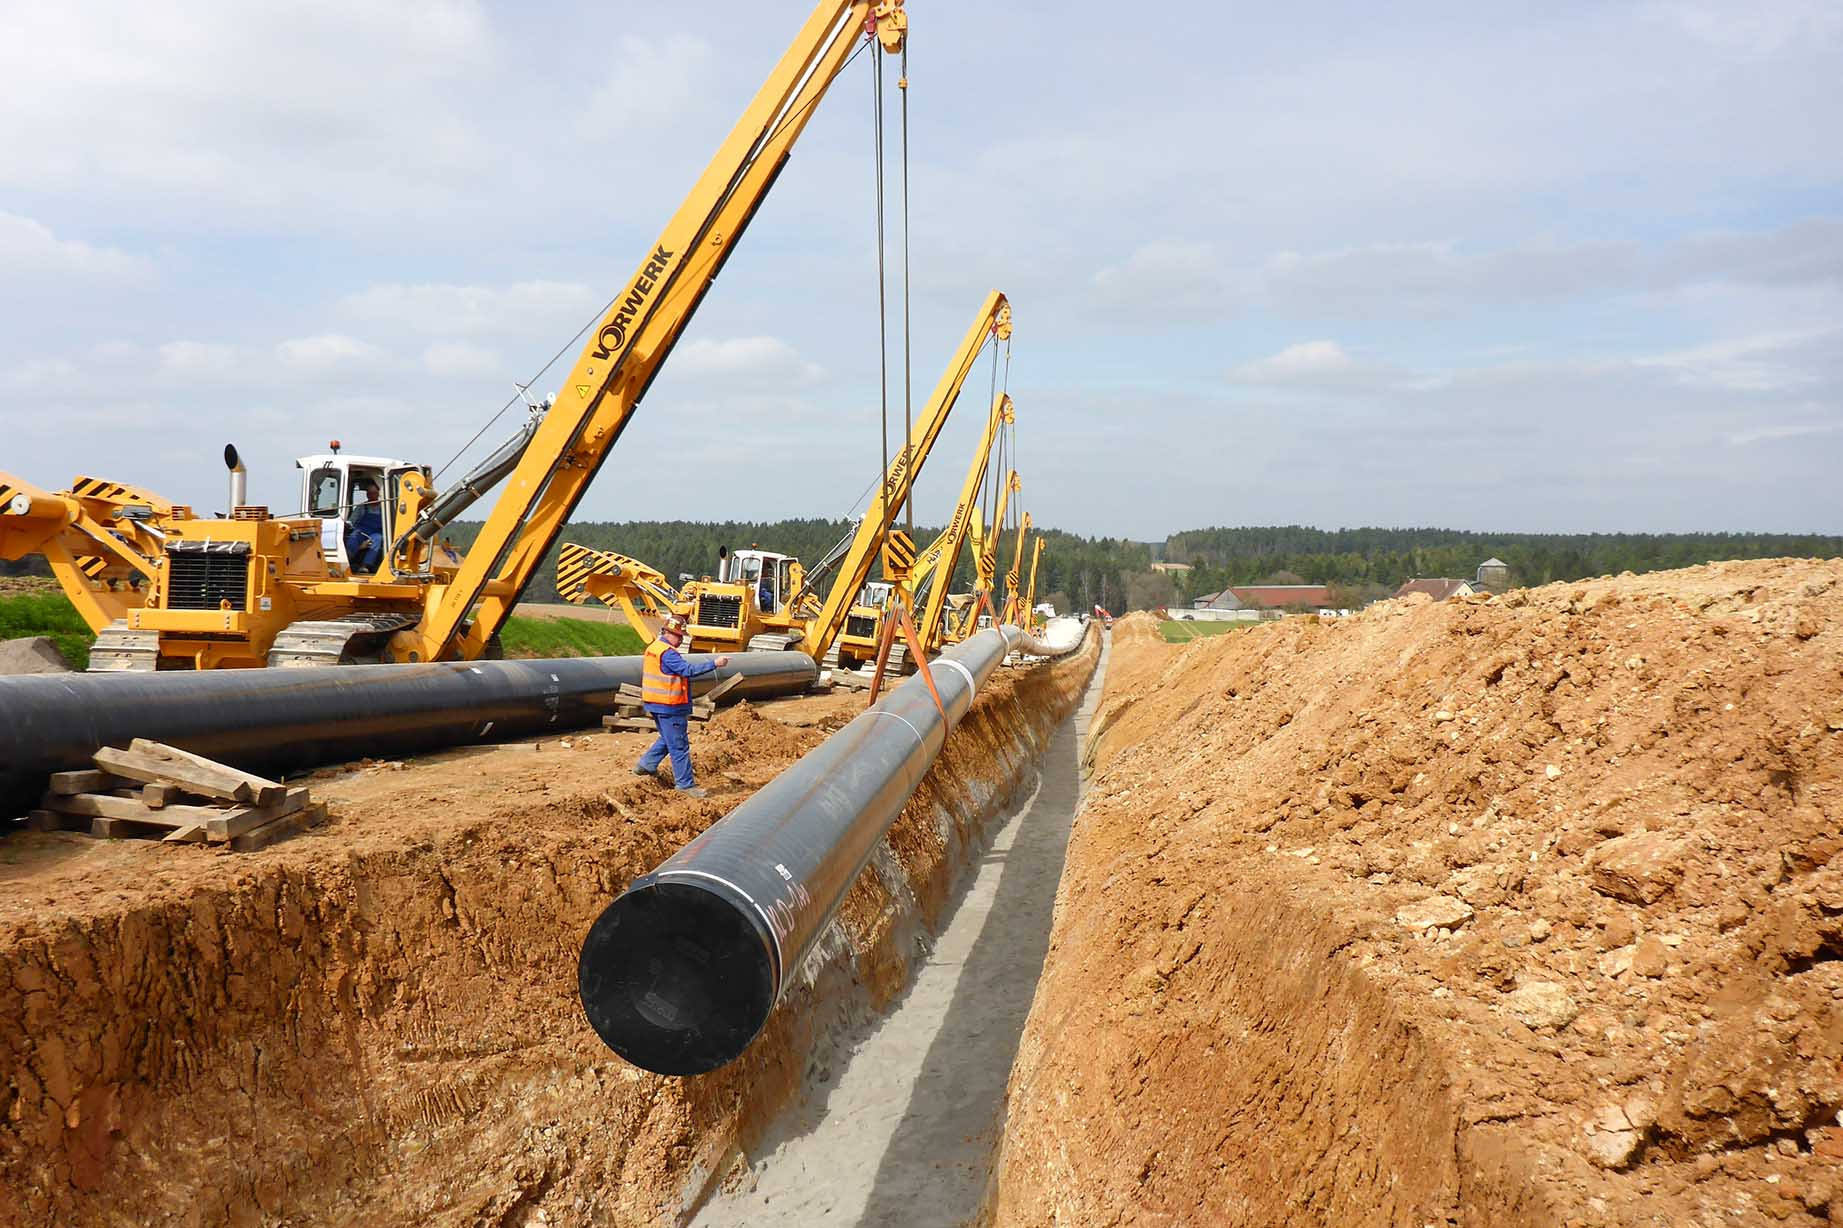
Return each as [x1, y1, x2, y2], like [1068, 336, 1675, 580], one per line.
[689, 637, 1110, 1227]
[0, 633, 1100, 1226]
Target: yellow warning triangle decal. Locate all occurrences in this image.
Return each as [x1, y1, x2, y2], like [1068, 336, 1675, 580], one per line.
[576, 384, 592, 399]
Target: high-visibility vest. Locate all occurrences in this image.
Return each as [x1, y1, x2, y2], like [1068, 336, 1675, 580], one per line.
[642, 640, 690, 706]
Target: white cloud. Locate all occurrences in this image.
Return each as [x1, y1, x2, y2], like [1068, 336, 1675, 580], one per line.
[1228, 340, 1401, 391]
[0, 212, 151, 281]
[421, 341, 501, 378]
[584, 36, 719, 132]
[0, 1, 493, 224]
[341, 280, 602, 337]
[672, 336, 825, 386]
[1633, 328, 1841, 393]
[1650, 1, 1843, 57]
[276, 334, 386, 373]
[1092, 241, 1232, 320]
[1256, 221, 1843, 320]
[158, 341, 240, 379]
[1726, 421, 1843, 447]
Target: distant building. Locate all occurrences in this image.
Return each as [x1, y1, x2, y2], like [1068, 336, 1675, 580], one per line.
[1150, 562, 1193, 574]
[1394, 577, 1477, 601]
[1476, 557, 1511, 593]
[1194, 585, 1333, 611]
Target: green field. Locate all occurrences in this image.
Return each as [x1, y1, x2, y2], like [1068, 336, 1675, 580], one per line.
[1159, 618, 1257, 644]
[498, 615, 646, 658]
[0, 590, 642, 668]
[0, 591, 94, 668]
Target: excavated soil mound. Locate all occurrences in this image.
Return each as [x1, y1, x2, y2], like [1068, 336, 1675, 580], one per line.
[992, 561, 1843, 1227]
[0, 632, 1096, 1227]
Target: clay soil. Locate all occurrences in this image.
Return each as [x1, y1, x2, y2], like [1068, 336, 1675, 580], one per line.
[0, 632, 1097, 1227]
[993, 560, 1843, 1227]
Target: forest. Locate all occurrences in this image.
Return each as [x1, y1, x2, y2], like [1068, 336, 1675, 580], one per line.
[7, 521, 1838, 616]
[448, 520, 1842, 614]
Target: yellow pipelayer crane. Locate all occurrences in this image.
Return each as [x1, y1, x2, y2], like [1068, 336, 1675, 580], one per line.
[945, 470, 1019, 644]
[828, 390, 1014, 670]
[999, 511, 1034, 627]
[560, 293, 1013, 664]
[1023, 534, 1047, 633]
[0, 0, 909, 670]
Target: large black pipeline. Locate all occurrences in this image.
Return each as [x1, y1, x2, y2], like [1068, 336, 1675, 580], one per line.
[578, 620, 1087, 1076]
[0, 651, 817, 813]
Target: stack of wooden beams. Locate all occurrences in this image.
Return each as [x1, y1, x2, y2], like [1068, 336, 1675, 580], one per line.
[601, 675, 742, 734]
[27, 739, 326, 851]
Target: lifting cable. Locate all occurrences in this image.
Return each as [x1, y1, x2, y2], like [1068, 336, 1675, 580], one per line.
[872, 47, 890, 541]
[900, 42, 914, 543]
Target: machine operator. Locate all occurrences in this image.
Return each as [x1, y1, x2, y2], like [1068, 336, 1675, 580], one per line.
[635, 613, 730, 797]
[345, 477, 384, 574]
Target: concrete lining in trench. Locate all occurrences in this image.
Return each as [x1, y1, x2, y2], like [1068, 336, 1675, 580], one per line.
[690, 637, 1111, 1227]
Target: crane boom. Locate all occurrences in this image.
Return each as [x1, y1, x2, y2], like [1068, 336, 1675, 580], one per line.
[951, 468, 1018, 642]
[913, 392, 1012, 650]
[415, 0, 908, 662]
[1024, 534, 1046, 630]
[799, 291, 1011, 661]
[1002, 511, 1032, 625]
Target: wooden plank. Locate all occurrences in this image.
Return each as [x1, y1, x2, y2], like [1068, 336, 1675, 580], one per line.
[702, 674, 745, 703]
[607, 717, 657, 733]
[25, 809, 70, 832]
[162, 824, 208, 844]
[40, 793, 227, 827]
[142, 782, 182, 809]
[229, 802, 326, 852]
[48, 769, 109, 795]
[618, 682, 646, 700]
[204, 788, 309, 841]
[90, 815, 173, 839]
[95, 746, 253, 803]
[122, 739, 286, 806]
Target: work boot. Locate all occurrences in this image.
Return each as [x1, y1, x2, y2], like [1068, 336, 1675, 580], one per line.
[633, 765, 656, 778]
[677, 785, 710, 799]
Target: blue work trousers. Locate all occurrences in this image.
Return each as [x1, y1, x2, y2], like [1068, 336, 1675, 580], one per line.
[638, 708, 696, 789]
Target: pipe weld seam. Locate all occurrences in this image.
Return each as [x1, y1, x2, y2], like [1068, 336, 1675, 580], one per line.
[936, 658, 977, 698]
[863, 708, 928, 751]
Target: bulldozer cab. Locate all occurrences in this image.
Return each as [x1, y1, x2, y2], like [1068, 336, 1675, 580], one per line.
[296, 453, 426, 574]
[859, 581, 893, 609]
[722, 549, 796, 615]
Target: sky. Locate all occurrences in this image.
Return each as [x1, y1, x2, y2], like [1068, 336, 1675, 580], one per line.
[2, 0, 1839, 542]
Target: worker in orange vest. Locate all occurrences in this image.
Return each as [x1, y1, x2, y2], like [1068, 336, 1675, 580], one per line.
[635, 612, 730, 797]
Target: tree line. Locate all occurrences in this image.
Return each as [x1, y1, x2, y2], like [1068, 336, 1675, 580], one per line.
[10, 520, 1837, 617]
[444, 519, 1150, 616]
[1162, 526, 1843, 607]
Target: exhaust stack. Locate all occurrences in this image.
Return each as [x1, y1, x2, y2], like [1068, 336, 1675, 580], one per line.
[224, 444, 247, 512]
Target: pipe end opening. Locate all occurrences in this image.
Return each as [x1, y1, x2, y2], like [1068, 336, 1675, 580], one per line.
[578, 880, 776, 1076]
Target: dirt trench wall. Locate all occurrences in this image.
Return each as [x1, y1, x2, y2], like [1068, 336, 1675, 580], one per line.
[0, 630, 1097, 1228]
[994, 562, 1843, 1227]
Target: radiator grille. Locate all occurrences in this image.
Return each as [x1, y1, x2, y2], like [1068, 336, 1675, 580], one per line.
[846, 614, 877, 639]
[165, 543, 250, 611]
[696, 594, 742, 630]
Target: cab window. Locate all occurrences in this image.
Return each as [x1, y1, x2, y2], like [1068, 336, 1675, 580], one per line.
[308, 468, 342, 516]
